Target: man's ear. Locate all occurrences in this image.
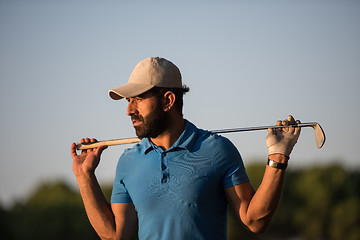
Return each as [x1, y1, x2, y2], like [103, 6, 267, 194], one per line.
[162, 91, 176, 112]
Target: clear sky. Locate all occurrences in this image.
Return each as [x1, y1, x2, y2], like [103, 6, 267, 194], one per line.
[1, 0, 359, 207]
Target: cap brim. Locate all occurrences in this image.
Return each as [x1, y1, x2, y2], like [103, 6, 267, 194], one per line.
[108, 83, 155, 100]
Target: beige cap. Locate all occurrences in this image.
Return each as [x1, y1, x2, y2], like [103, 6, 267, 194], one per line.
[109, 57, 182, 100]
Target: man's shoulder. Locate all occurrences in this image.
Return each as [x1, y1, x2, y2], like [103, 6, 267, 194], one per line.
[192, 125, 237, 152]
[120, 139, 148, 158]
[193, 124, 232, 144]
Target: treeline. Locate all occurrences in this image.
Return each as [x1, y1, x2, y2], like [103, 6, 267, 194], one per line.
[228, 163, 360, 240]
[1, 163, 359, 240]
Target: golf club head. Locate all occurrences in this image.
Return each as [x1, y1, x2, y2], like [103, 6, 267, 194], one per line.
[311, 123, 326, 148]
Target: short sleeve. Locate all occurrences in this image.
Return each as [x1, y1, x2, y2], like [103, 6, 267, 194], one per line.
[213, 135, 249, 188]
[111, 156, 133, 203]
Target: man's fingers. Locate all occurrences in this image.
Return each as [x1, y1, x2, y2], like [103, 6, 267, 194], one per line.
[268, 128, 276, 135]
[267, 115, 302, 157]
[88, 138, 106, 156]
[80, 138, 87, 153]
[271, 120, 282, 134]
[282, 120, 289, 126]
[288, 116, 301, 133]
[71, 143, 78, 158]
[282, 120, 290, 133]
[285, 117, 301, 134]
[84, 138, 93, 152]
[96, 145, 108, 156]
[288, 115, 296, 124]
[294, 120, 301, 135]
[78, 138, 99, 153]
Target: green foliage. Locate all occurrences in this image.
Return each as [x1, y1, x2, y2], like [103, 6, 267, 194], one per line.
[26, 181, 83, 208]
[232, 162, 360, 240]
[0, 204, 13, 239]
[1, 164, 359, 240]
[4, 181, 100, 240]
[244, 162, 266, 189]
[291, 165, 360, 240]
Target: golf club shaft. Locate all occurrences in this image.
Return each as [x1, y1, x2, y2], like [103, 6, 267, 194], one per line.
[212, 122, 317, 134]
[76, 122, 323, 150]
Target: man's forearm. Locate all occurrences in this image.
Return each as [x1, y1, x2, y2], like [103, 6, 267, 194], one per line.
[243, 154, 287, 232]
[76, 173, 116, 239]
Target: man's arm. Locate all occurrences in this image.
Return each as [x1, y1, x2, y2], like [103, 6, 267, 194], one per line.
[76, 171, 117, 239]
[71, 138, 137, 240]
[225, 154, 287, 233]
[112, 203, 138, 240]
[225, 116, 300, 233]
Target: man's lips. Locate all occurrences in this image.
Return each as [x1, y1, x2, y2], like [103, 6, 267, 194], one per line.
[131, 116, 143, 127]
[132, 120, 142, 127]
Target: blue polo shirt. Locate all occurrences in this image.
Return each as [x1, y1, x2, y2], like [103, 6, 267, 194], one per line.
[111, 120, 249, 240]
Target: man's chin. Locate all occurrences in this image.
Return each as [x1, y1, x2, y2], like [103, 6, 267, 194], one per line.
[134, 128, 143, 139]
[134, 127, 149, 139]
[135, 128, 162, 139]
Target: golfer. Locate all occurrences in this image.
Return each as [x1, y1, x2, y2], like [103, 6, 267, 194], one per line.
[71, 57, 301, 240]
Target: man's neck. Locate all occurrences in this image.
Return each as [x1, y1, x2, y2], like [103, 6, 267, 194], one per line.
[150, 116, 185, 151]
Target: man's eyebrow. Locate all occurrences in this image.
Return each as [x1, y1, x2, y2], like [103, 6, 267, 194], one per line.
[137, 91, 156, 99]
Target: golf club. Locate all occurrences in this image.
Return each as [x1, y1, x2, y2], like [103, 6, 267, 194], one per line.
[76, 122, 325, 150]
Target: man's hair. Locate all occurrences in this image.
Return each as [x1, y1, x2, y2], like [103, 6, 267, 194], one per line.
[148, 85, 190, 116]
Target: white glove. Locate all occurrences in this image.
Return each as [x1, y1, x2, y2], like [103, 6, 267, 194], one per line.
[266, 115, 301, 157]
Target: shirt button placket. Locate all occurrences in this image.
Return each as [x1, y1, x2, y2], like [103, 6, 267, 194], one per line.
[161, 152, 169, 184]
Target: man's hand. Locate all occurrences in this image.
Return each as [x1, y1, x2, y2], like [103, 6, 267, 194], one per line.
[266, 115, 301, 157]
[71, 138, 108, 178]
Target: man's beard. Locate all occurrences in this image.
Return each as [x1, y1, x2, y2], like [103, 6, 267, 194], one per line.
[131, 103, 169, 139]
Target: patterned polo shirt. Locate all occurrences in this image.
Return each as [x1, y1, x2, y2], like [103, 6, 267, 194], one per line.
[111, 120, 249, 240]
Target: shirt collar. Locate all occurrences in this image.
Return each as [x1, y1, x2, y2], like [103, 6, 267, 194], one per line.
[170, 119, 197, 152]
[141, 119, 198, 154]
[142, 138, 153, 154]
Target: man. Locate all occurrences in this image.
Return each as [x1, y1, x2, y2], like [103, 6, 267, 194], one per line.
[71, 57, 301, 240]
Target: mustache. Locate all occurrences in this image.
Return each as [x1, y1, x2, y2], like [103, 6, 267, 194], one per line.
[131, 115, 144, 122]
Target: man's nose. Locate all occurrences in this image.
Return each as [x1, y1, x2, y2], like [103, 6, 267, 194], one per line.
[127, 99, 138, 116]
